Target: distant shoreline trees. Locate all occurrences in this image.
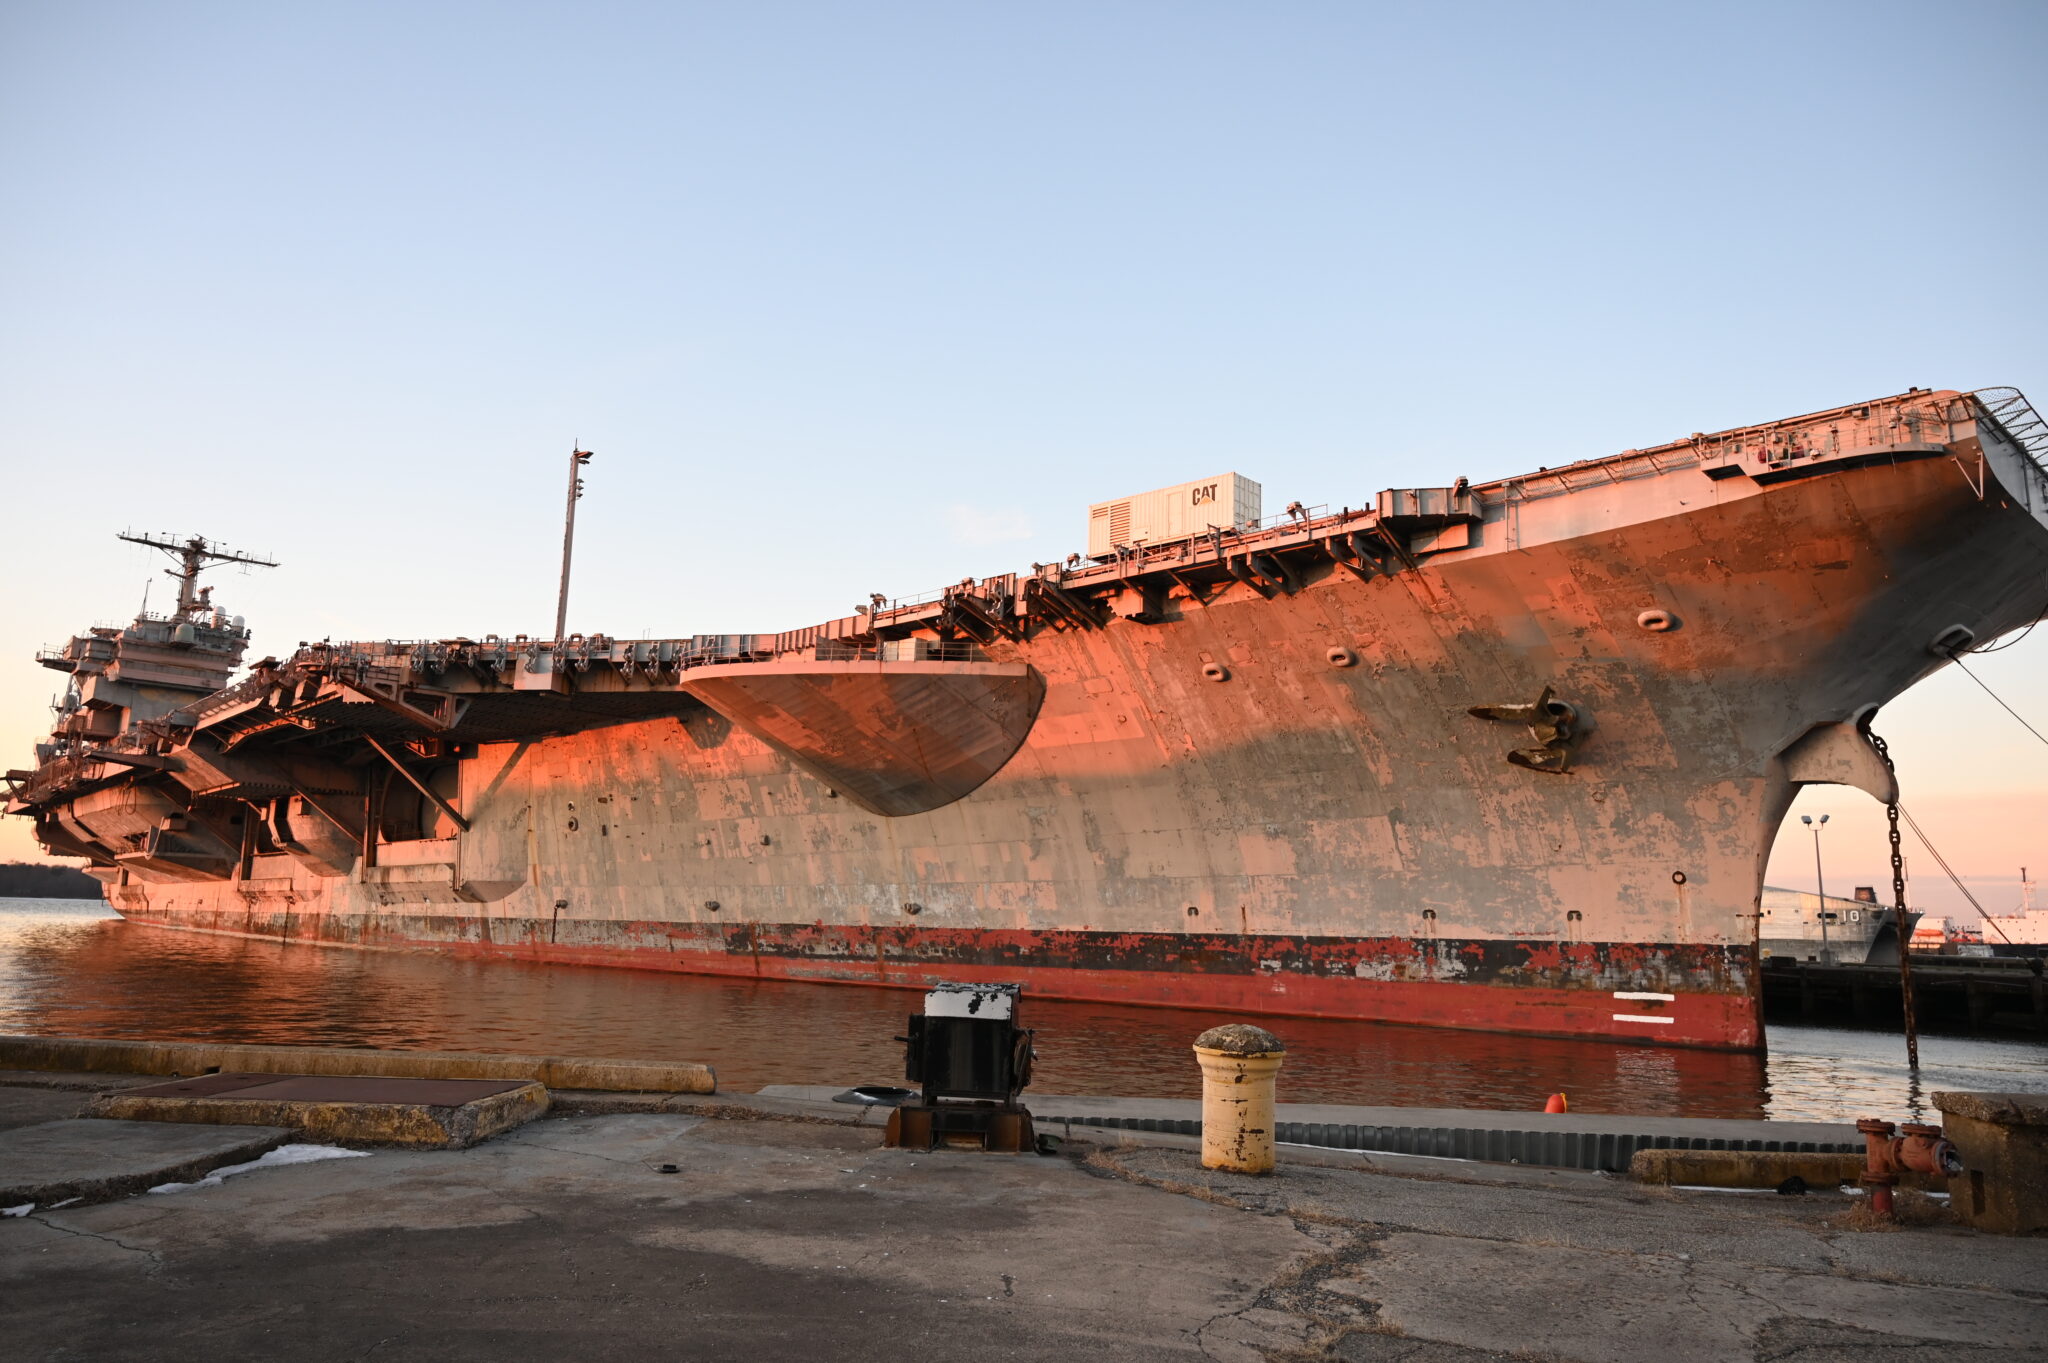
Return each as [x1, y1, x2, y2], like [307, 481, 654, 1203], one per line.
[0, 861, 105, 900]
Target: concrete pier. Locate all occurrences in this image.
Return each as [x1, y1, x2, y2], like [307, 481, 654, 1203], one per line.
[0, 1034, 718, 1093]
[87, 1073, 550, 1149]
[1762, 957, 2048, 1035]
[3, 1071, 2042, 1362]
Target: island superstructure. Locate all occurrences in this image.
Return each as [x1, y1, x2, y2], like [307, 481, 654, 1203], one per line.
[10, 386, 2048, 1050]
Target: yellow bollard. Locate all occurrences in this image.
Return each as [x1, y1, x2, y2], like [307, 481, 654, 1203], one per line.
[1193, 1023, 1285, 1174]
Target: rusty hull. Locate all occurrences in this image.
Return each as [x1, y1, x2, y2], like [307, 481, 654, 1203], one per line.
[16, 388, 2048, 1051]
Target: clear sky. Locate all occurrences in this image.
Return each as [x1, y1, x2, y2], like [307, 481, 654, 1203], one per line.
[3, 2, 2044, 919]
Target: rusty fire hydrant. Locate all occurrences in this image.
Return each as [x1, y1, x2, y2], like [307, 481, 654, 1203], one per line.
[1194, 1023, 1285, 1174]
[1856, 1117, 1962, 1218]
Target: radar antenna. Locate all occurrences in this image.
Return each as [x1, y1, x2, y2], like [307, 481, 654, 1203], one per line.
[116, 531, 278, 620]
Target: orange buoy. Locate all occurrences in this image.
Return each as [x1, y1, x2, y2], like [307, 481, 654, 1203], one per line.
[1543, 1092, 1568, 1114]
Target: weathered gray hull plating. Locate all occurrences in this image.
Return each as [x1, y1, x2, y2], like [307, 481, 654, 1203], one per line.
[13, 388, 2048, 1049]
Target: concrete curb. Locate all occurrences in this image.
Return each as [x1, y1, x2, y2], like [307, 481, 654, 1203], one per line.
[944, 1093, 1862, 1173]
[1628, 1148, 1866, 1188]
[760, 1090, 1867, 1174]
[87, 1081, 552, 1149]
[1033, 1112, 1862, 1172]
[0, 1036, 716, 1095]
[0, 1069, 164, 1094]
[547, 1090, 875, 1126]
[1623, 1148, 1945, 1191]
[1058, 1123, 1620, 1190]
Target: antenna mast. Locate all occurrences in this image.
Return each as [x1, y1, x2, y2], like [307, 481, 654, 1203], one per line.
[117, 532, 278, 618]
[555, 445, 593, 644]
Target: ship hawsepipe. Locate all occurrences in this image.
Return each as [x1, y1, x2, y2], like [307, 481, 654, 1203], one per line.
[12, 387, 2048, 1050]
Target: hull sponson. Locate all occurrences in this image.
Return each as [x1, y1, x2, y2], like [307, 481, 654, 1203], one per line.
[104, 439, 2048, 1052]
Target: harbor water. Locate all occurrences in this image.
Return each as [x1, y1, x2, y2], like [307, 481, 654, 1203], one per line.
[2, 898, 2039, 1122]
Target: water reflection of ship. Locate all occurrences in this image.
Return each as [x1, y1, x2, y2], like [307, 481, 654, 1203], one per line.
[1758, 885, 1917, 966]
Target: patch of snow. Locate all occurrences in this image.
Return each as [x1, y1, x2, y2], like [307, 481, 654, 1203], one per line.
[148, 1143, 369, 1195]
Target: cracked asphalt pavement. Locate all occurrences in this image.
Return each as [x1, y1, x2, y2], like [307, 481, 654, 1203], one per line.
[3, 1113, 2043, 1361]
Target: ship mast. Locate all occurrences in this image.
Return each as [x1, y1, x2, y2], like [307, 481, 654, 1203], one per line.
[555, 446, 593, 644]
[117, 532, 278, 619]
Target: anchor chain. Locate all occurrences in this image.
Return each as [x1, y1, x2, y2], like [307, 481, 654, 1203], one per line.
[1866, 728, 1920, 1070]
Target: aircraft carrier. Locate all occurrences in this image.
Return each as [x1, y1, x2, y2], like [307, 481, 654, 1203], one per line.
[11, 386, 2048, 1050]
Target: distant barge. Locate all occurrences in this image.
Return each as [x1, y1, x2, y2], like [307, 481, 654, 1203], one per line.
[1763, 955, 2048, 1036]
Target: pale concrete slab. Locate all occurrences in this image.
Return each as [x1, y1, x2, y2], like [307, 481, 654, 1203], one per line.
[1, 1113, 1320, 1362]
[0, 1118, 289, 1207]
[0, 1071, 167, 1133]
[1351, 1233, 2042, 1363]
[1089, 1144, 2047, 1363]
[0, 1086, 86, 1134]
[5, 1105, 2041, 1363]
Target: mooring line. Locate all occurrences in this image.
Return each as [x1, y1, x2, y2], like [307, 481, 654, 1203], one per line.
[1947, 654, 2048, 751]
[1894, 804, 2015, 947]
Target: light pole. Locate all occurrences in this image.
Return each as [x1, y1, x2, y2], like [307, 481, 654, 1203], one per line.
[1800, 813, 1832, 964]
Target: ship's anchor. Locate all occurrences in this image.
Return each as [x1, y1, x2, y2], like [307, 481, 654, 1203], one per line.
[1468, 685, 1581, 774]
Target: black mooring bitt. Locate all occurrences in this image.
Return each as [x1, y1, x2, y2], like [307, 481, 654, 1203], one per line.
[885, 982, 1037, 1154]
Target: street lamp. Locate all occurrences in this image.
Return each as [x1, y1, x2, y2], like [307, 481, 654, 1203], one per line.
[1800, 813, 1833, 965]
